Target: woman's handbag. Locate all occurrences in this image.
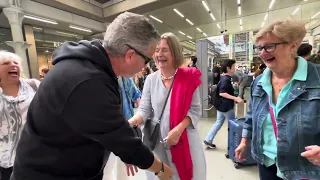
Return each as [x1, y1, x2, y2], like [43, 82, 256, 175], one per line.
[132, 125, 142, 138]
[143, 78, 174, 150]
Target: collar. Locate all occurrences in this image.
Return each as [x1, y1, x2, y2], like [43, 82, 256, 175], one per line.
[258, 56, 308, 86]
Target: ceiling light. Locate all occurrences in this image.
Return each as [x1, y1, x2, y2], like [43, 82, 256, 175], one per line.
[304, 0, 308, 1]
[202, 1, 210, 11]
[292, 7, 300, 15]
[311, 11, 320, 19]
[264, 14, 268, 21]
[238, 6, 242, 15]
[173, 9, 184, 18]
[179, 31, 185, 35]
[239, 18, 242, 25]
[186, 19, 194, 25]
[69, 25, 92, 33]
[56, 31, 77, 37]
[203, 33, 208, 37]
[24, 15, 58, 25]
[197, 28, 202, 32]
[237, 0, 241, 5]
[269, 0, 275, 9]
[149, 15, 163, 23]
[187, 36, 192, 39]
[240, 26, 243, 31]
[217, 24, 221, 29]
[261, 22, 265, 27]
[189, 40, 195, 44]
[33, 27, 43, 30]
[210, 13, 216, 21]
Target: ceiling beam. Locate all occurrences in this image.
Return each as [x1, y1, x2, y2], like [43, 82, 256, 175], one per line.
[103, 0, 188, 21]
[21, 0, 106, 32]
[30, 0, 105, 22]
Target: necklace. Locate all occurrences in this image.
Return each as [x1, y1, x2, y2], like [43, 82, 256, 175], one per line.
[161, 69, 178, 80]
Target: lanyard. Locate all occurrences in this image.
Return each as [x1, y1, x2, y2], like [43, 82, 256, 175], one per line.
[268, 96, 278, 138]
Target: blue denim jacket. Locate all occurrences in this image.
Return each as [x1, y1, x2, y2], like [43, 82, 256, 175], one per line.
[242, 62, 320, 179]
[119, 77, 141, 120]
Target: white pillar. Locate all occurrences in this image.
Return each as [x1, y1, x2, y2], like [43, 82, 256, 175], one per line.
[3, 7, 31, 78]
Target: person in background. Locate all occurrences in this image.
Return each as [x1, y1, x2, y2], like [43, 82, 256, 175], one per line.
[0, 51, 40, 180]
[204, 59, 243, 149]
[309, 50, 320, 64]
[129, 32, 206, 180]
[104, 77, 141, 180]
[212, 63, 221, 85]
[150, 59, 158, 72]
[232, 70, 249, 99]
[188, 56, 198, 68]
[235, 20, 320, 180]
[297, 43, 312, 60]
[41, 68, 50, 78]
[134, 69, 146, 92]
[11, 12, 173, 180]
[254, 64, 266, 78]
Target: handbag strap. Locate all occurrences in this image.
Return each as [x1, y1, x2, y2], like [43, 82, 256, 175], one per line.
[268, 96, 278, 138]
[158, 76, 175, 122]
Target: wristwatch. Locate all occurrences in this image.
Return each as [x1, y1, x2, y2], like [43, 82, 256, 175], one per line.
[155, 162, 164, 177]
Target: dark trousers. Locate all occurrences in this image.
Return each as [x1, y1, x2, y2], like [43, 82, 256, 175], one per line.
[0, 167, 13, 180]
[259, 164, 283, 180]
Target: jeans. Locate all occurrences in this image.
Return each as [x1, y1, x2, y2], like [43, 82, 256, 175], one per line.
[259, 164, 283, 180]
[238, 83, 245, 99]
[205, 109, 235, 143]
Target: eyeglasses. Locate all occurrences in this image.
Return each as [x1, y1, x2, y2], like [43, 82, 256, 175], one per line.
[126, 44, 152, 65]
[254, 42, 287, 54]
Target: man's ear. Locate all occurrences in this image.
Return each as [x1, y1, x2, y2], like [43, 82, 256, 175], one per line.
[124, 49, 135, 64]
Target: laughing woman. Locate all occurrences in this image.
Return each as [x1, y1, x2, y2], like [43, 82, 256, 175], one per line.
[0, 51, 40, 180]
[235, 20, 320, 180]
[129, 33, 206, 180]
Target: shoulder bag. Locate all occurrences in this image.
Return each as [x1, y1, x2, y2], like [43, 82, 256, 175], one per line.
[143, 77, 175, 150]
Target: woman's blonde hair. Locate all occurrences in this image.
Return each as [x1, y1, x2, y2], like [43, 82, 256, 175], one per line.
[254, 20, 306, 58]
[160, 32, 184, 68]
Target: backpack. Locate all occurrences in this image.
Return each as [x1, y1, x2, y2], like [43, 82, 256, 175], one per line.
[209, 83, 221, 107]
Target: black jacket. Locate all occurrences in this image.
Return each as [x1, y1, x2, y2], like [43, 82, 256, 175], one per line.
[11, 40, 154, 180]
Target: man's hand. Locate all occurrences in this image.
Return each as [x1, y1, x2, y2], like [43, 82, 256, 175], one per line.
[126, 164, 139, 176]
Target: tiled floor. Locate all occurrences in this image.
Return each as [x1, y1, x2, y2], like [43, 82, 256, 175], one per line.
[104, 104, 259, 180]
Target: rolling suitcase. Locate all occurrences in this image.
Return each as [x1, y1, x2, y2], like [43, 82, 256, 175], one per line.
[225, 100, 256, 169]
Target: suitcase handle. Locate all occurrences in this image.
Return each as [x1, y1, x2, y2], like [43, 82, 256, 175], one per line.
[235, 100, 247, 118]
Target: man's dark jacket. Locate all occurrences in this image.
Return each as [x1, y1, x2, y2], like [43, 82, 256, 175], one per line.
[11, 40, 154, 180]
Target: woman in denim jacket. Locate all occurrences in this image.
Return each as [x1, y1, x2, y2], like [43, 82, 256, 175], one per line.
[235, 20, 320, 180]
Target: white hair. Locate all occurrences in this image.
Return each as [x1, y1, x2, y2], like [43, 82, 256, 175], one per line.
[0, 50, 22, 68]
[103, 12, 160, 56]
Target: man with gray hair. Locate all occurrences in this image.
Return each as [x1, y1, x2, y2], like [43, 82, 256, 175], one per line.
[11, 12, 173, 180]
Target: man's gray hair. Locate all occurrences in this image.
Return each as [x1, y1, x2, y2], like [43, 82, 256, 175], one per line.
[104, 12, 160, 56]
